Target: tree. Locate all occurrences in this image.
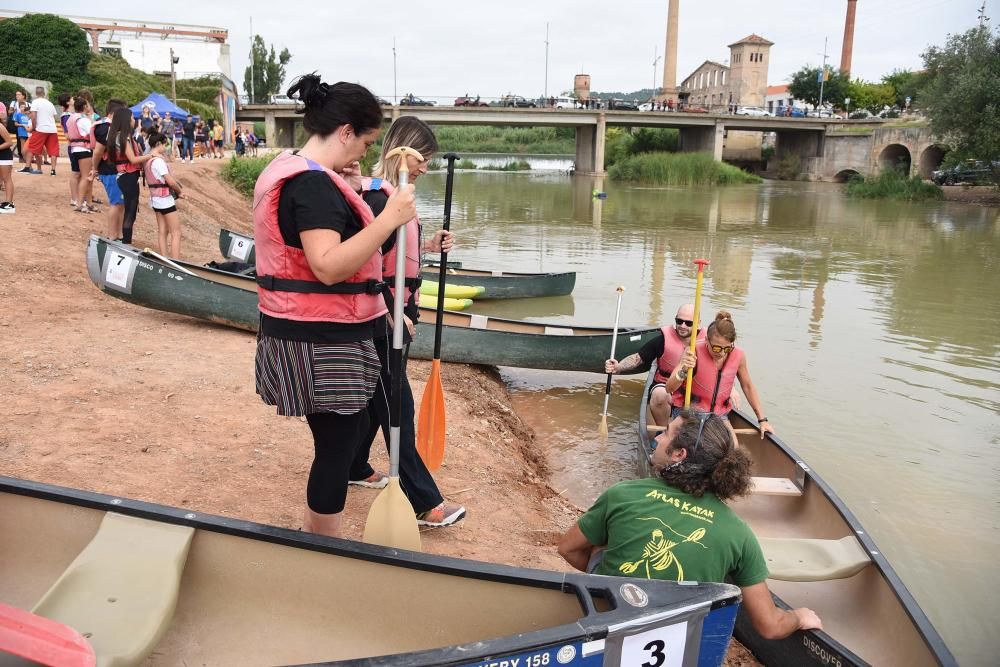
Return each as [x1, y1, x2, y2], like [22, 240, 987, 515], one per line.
[243, 35, 292, 104]
[847, 80, 896, 114]
[0, 14, 91, 94]
[788, 66, 850, 108]
[920, 26, 1000, 163]
[881, 69, 926, 109]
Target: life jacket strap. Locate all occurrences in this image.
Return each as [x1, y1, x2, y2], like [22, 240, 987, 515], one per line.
[256, 275, 388, 295]
[383, 275, 422, 290]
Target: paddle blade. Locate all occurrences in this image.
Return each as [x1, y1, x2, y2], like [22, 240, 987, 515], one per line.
[598, 415, 609, 442]
[0, 602, 96, 667]
[417, 359, 447, 470]
[362, 478, 422, 552]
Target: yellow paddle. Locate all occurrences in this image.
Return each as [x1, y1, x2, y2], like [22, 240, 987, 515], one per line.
[363, 146, 424, 552]
[684, 259, 710, 408]
[598, 286, 625, 441]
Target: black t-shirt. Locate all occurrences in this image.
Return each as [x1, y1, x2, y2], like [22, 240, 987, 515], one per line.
[638, 333, 667, 367]
[260, 170, 377, 343]
[182, 121, 195, 139]
[364, 188, 420, 340]
[92, 121, 117, 176]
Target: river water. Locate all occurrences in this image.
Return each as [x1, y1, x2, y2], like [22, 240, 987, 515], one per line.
[412, 168, 998, 666]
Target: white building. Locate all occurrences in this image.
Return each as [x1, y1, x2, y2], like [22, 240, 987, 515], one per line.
[764, 84, 805, 114]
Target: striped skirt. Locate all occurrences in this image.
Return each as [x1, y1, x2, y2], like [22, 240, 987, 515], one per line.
[255, 335, 381, 416]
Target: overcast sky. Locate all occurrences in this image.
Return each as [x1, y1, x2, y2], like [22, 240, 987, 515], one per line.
[21, 0, 988, 100]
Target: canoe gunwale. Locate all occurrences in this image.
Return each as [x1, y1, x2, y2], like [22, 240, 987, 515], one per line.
[1, 474, 740, 666]
[634, 366, 957, 667]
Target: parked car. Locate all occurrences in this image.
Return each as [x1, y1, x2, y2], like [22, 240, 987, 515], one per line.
[931, 160, 999, 186]
[807, 108, 835, 118]
[638, 102, 653, 112]
[454, 95, 488, 107]
[377, 97, 392, 106]
[501, 95, 537, 108]
[553, 97, 576, 109]
[401, 94, 435, 106]
[607, 99, 639, 111]
[849, 110, 873, 119]
[775, 106, 806, 118]
[736, 106, 772, 117]
[269, 94, 296, 105]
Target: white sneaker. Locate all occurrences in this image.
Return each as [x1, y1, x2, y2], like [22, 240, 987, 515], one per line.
[0, 202, 15, 214]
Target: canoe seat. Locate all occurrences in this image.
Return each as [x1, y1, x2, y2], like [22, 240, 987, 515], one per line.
[760, 536, 871, 582]
[751, 476, 802, 496]
[544, 326, 574, 336]
[32, 512, 195, 667]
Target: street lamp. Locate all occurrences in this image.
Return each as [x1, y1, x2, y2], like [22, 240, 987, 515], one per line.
[170, 49, 179, 104]
[652, 46, 661, 97]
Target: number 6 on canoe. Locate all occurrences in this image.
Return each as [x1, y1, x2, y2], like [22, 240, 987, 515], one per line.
[417, 152, 459, 470]
[598, 286, 625, 442]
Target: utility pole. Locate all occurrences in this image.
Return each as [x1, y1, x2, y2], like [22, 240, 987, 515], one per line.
[248, 16, 255, 104]
[818, 36, 829, 111]
[544, 23, 550, 99]
[392, 37, 398, 104]
[652, 45, 661, 95]
[978, 0, 990, 27]
[169, 48, 178, 103]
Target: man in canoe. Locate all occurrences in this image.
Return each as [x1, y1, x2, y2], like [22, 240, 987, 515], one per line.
[605, 303, 709, 425]
[558, 411, 822, 640]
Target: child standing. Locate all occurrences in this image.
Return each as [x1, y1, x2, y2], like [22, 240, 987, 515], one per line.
[144, 132, 183, 257]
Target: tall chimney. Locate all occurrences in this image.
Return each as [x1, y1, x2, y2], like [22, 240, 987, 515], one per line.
[661, 0, 679, 94]
[840, 0, 858, 77]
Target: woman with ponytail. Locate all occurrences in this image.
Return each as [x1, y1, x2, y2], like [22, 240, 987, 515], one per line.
[253, 73, 416, 538]
[559, 411, 821, 641]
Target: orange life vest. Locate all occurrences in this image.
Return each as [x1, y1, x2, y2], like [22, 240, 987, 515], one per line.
[361, 177, 421, 306]
[688, 340, 745, 415]
[113, 137, 143, 174]
[653, 326, 707, 408]
[253, 151, 387, 324]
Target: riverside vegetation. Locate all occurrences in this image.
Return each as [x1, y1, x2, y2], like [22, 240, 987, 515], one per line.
[845, 168, 944, 201]
[604, 128, 760, 185]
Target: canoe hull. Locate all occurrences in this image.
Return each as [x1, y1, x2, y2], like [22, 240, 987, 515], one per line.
[418, 268, 576, 299]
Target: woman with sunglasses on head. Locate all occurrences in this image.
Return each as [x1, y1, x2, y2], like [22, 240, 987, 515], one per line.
[253, 73, 415, 539]
[666, 310, 774, 439]
[559, 411, 820, 641]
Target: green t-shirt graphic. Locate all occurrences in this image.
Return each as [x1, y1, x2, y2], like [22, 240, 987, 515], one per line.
[577, 478, 768, 586]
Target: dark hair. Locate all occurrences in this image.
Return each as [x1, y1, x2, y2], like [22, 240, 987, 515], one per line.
[73, 97, 87, 113]
[659, 411, 752, 500]
[105, 98, 126, 115]
[57, 93, 72, 110]
[148, 132, 167, 148]
[287, 73, 382, 138]
[707, 310, 737, 343]
[107, 107, 134, 162]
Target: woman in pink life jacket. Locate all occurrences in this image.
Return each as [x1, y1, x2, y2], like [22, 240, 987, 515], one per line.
[144, 132, 183, 257]
[253, 74, 415, 538]
[67, 96, 97, 214]
[666, 311, 774, 440]
[346, 117, 465, 529]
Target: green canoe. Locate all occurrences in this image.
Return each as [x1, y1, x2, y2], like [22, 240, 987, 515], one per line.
[217, 228, 571, 299]
[88, 236, 655, 373]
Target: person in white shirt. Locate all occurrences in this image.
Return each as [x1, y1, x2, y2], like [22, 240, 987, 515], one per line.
[144, 132, 183, 257]
[21, 87, 59, 175]
[68, 97, 97, 213]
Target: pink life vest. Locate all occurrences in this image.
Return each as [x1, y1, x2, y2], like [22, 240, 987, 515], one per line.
[144, 157, 172, 198]
[253, 151, 387, 324]
[66, 113, 92, 149]
[688, 340, 745, 415]
[361, 177, 421, 306]
[653, 326, 707, 408]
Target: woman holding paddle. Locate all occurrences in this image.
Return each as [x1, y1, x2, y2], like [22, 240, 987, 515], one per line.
[348, 117, 466, 528]
[253, 74, 416, 538]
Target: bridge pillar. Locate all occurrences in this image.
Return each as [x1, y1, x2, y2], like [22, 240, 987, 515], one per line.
[391, 105, 400, 121]
[678, 122, 725, 160]
[276, 118, 296, 147]
[574, 114, 606, 175]
[264, 112, 277, 148]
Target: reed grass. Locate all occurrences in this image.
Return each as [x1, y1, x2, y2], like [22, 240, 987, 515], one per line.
[845, 169, 944, 201]
[432, 125, 575, 154]
[221, 154, 276, 197]
[457, 159, 478, 170]
[481, 160, 532, 171]
[608, 152, 761, 185]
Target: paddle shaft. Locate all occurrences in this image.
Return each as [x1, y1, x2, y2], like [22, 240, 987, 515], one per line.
[388, 168, 410, 477]
[684, 259, 710, 408]
[432, 153, 459, 359]
[601, 287, 625, 416]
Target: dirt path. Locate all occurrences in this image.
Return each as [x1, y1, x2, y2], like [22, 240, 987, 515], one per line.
[0, 158, 757, 665]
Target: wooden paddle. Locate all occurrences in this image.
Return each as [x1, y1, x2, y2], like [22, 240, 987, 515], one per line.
[416, 152, 459, 470]
[363, 146, 424, 552]
[598, 286, 625, 441]
[0, 601, 95, 667]
[684, 259, 710, 408]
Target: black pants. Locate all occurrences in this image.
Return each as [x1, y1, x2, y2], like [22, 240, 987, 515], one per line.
[117, 171, 141, 243]
[305, 409, 370, 514]
[15, 136, 24, 161]
[350, 336, 443, 514]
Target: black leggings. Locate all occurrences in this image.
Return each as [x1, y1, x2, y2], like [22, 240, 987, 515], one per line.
[117, 171, 140, 244]
[305, 409, 371, 514]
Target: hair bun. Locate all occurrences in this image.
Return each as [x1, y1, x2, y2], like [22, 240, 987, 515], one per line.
[715, 310, 732, 322]
[287, 73, 329, 109]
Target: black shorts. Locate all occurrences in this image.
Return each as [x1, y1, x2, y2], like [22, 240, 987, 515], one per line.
[69, 151, 93, 173]
[153, 205, 177, 215]
[0, 147, 12, 165]
[214, 140, 223, 147]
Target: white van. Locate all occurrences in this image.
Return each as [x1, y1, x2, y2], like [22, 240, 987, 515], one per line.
[554, 97, 575, 109]
[269, 94, 296, 105]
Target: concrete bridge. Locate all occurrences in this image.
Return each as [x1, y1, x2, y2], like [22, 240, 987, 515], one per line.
[237, 104, 945, 180]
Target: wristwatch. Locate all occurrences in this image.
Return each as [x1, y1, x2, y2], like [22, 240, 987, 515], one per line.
[758, 417, 769, 423]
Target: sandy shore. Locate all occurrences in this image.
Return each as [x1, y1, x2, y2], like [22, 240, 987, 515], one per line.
[0, 158, 757, 665]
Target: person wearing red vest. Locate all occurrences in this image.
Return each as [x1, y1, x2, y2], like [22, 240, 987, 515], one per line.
[253, 74, 415, 539]
[347, 116, 466, 528]
[68, 97, 97, 214]
[605, 303, 707, 426]
[664, 311, 774, 440]
[106, 107, 153, 245]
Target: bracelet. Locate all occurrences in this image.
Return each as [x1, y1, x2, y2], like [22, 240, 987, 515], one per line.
[758, 417, 768, 423]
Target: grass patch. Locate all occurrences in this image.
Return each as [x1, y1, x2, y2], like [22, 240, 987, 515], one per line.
[481, 160, 532, 171]
[221, 154, 276, 197]
[773, 154, 802, 180]
[608, 152, 761, 185]
[845, 168, 944, 201]
[427, 158, 443, 170]
[457, 159, 478, 170]
[432, 125, 574, 154]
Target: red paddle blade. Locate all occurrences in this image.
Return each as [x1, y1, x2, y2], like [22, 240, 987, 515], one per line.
[0, 602, 95, 667]
[416, 359, 446, 470]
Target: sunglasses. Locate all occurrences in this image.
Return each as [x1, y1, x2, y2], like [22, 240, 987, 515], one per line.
[675, 318, 694, 327]
[710, 344, 734, 354]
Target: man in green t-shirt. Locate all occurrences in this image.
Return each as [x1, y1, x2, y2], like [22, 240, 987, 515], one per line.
[559, 412, 821, 641]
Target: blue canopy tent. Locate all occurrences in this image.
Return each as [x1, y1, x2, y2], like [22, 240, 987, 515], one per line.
[130, 93, 190, 119]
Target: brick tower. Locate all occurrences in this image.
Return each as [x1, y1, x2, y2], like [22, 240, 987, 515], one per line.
[727, 34, 773, 107]
[840, 0, 858, 77]
[661, 0, 680, 99]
